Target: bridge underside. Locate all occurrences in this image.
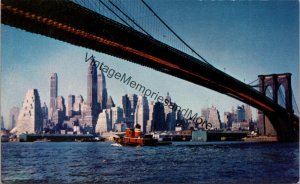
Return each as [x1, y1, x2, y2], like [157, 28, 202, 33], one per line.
[1, 0, 298, 141]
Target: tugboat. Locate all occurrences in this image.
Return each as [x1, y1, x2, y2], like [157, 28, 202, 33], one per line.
[114, 124, 166, 146]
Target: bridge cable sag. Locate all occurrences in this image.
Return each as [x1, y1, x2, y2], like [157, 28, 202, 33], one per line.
[141, 0, 212, 66]
[97, 0, 133, 28]
[108, 0, 152, 37]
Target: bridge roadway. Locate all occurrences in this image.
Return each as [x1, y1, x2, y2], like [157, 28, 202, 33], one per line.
[1, 0, 298, 141]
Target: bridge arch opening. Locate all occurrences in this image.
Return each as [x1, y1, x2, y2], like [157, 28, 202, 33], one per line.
[277, 84, 286, 108]
[265, 85, 273, 100]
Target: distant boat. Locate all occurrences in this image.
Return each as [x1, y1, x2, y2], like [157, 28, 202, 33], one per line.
[114, 126, 171, 146]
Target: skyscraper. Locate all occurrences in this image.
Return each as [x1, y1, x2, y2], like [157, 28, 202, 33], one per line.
[49, 73, 58, 118]
[207, 106, 221, 129]
[146, 101, 154, 132]
[134, 95, 149, 132]
[82, 60, 98, 132]
[98, 71, 108, 111]
[67, 95, 75, 117]
[12, 89, 43, 135]
[9, 107, 19, 130]
[164, 92, 176, 131]
[106, 96, 115, 109]
[95, 109, 112, 134]
[73, 95, 84, 114]
[152, 101, 166, 131]
[121, 94, 130, 119]
[111, 107, 123, 131]
[245, 104, 252, 123]
[52, 96, 66, 131]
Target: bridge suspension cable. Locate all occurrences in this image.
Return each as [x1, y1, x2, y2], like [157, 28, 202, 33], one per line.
[140, 0, 211, 66]
[98, 0, 132, 28]
[107, 0, 152, 37]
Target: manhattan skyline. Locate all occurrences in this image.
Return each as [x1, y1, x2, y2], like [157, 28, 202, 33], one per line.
[1, 1, 299, 128]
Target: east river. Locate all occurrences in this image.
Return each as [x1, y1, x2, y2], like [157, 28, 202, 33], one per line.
[1, 141, 299, 183]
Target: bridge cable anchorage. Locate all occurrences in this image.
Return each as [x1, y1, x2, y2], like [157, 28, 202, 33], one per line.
[108, 0, 153, 37]
[140, 0, 213, 66]
[97, 0, 133, 28]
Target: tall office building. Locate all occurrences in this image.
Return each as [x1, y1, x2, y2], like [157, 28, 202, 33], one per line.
[82, 60, 98, 132]
[134, 95, 149, 132]
[236, 105, 246, 122]
[49, 73, 58, 118]
[95, 109, 112, 134]
[67, 95, 75, 117]
[224, 112, 233, 128]
[207, 106, 221, 129]
[152, 101, 166, 131]
[128, 94, 138, 114]
[73, 95, 84, 114]
[121, 94, 131, 119]
[245, 104, 252, 123]
[52, 96, 66, 130]
[111, 107, 123, 131]
[9, 107, 19, 130]
[12, 89, 43, 135]
[164, 93, 176, 131]
[146, 101, 154, 132]
[41, 102, 48, 128]
[97, 71, 108, 111]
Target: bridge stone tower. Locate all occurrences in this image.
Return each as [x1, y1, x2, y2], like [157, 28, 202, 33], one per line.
[257, 73, 294, 135]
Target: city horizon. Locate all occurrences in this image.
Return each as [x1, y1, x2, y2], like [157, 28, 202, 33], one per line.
[1, 1, 298, 129]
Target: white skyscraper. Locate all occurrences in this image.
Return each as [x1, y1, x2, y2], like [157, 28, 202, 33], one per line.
[11, 89, 43, 135]
[95, 109, 112, 134]
[207, 106, 221, 130]
[134, 95, 149, 133]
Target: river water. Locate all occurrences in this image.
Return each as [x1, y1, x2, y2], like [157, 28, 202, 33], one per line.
[1, 141, 299, 183]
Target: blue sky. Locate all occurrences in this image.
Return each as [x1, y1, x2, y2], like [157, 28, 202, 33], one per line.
[1, 0, 299, 128]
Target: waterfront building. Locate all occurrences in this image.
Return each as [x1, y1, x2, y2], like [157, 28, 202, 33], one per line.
[12, 89, 43, 135]
[122, 94, 138, 127]
[245, 104, 252, 123]
[121, 94, 131, 121]
[49, 73, 58, 118]
[98, 71, 108, 111]
[164, 93, 176, 131]
[111, 106, 123, 131]
[95, 109, 112, 134]
[236, 105, 246, 122]
[106, 96, 115, 109]
[41, 102, 48, 128]
[146, 101, 154, 132]
[152, 101, 166, 131]
[67, 95, 75, 117]
[134, 95, 149, 132]
[207, 106, 221, 130]
[52, 96, 66, 131]
[224, 112, 233, 129]
[9, 107, 19, 130]
[82, 60, 98, 133]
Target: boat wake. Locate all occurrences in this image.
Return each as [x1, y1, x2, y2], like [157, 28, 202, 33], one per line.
[111, 143, 122, 147]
